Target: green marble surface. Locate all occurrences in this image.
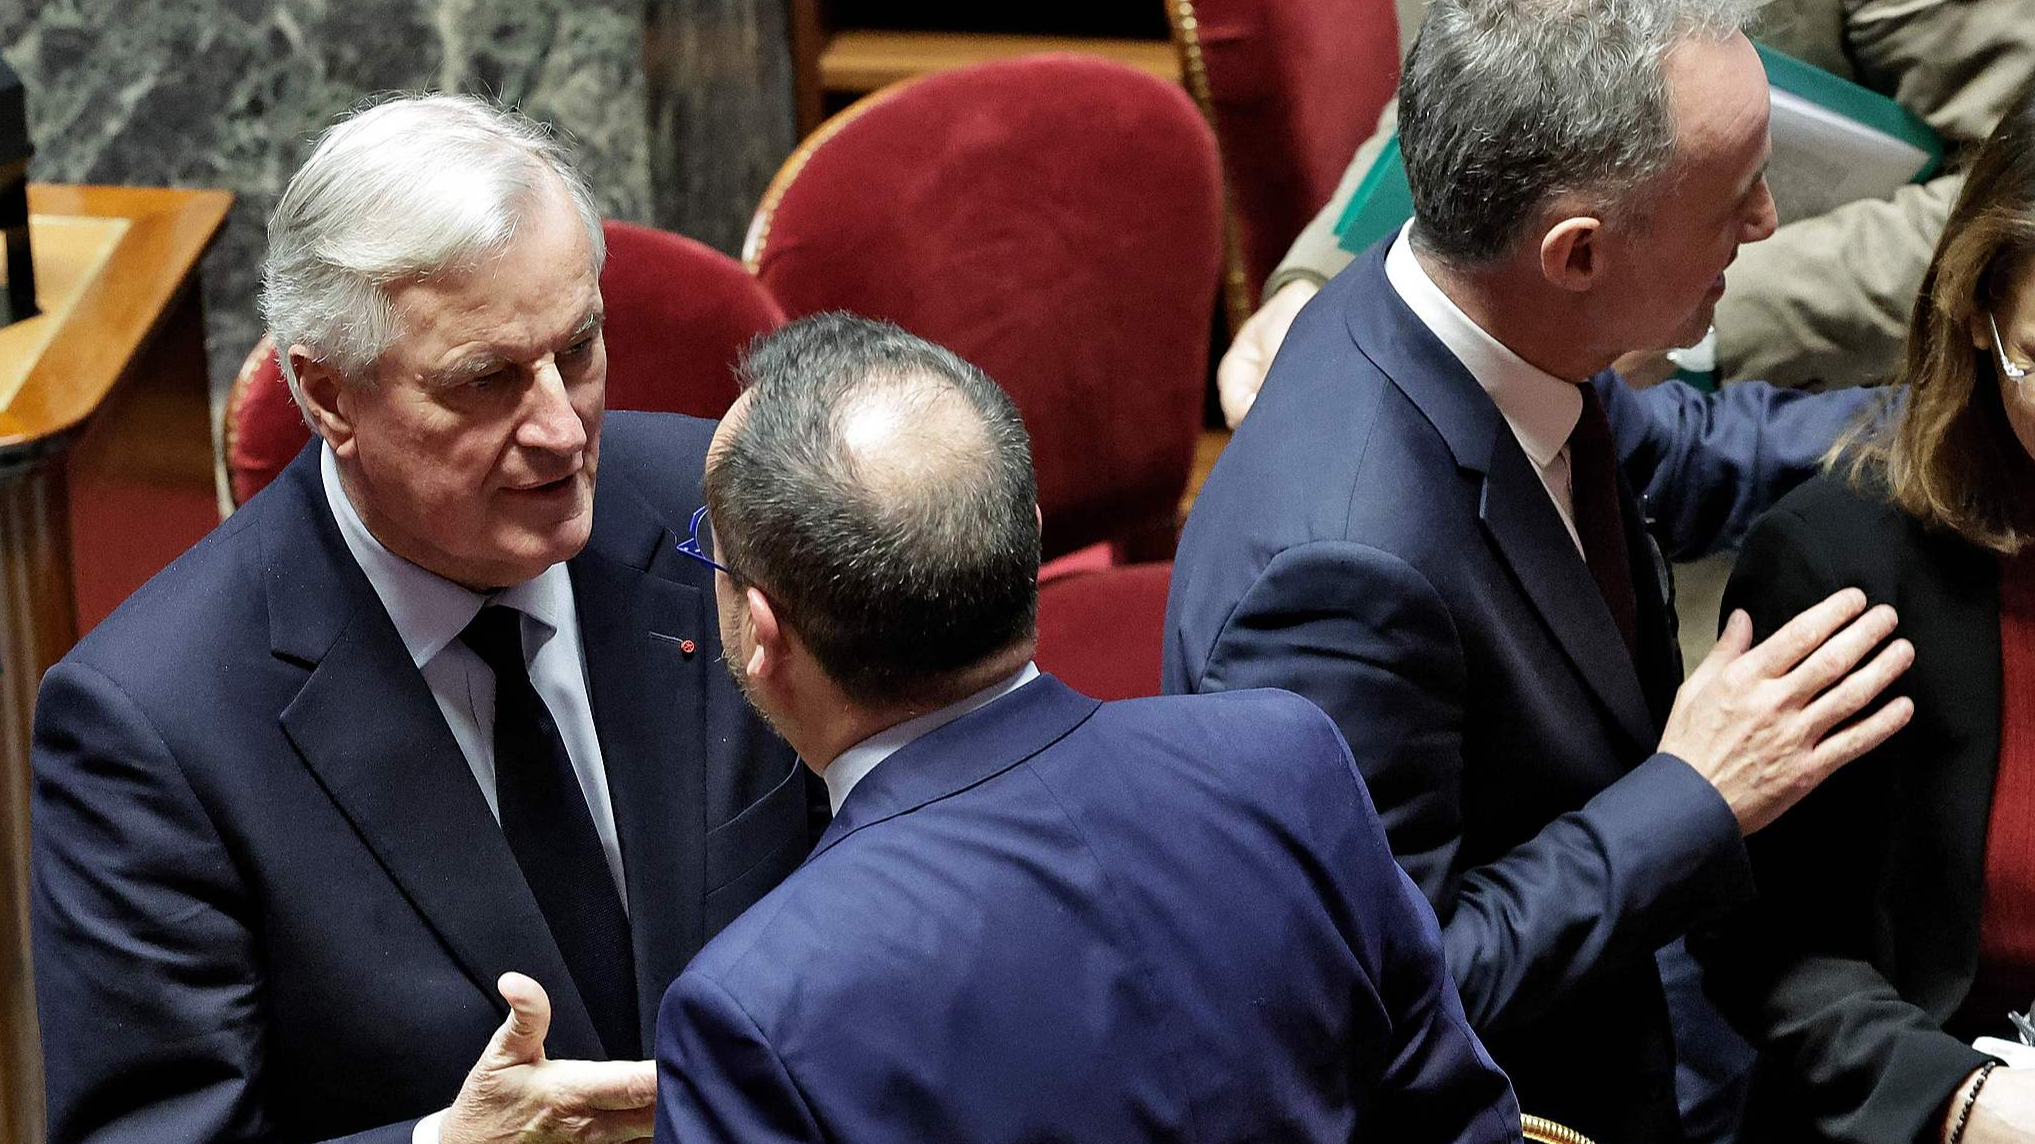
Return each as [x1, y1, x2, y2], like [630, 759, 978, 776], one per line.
[0, 0, 794, 417]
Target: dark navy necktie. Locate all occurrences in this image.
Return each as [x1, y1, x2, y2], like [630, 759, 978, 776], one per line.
[1569, 386, 1641, 663]
[460, 604, 639, 1058]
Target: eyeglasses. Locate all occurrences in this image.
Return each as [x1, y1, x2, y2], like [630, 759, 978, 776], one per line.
[1990, 313, 2030, 385]
[675, 505, 735, 577]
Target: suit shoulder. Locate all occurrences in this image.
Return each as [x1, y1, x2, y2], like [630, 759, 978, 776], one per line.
[587, 411, 719, 545]
[1755, 470, 1920, 565]
[1767, 469, 1899, 529]
[1188, 369, 1456, 564]
[1087, 689, 1354, 790]
[1109, 686, 1337, 734]
[669, 842, 926, 1027]
[668, 876, 798, 988]
[601, 411, 716, 469]
[63, 495, 271, 679]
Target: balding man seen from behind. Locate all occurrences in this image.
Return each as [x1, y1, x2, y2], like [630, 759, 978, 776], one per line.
[651, 312, 1522, 1144]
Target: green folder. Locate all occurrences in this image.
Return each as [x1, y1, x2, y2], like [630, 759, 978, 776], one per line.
[1333, 43, 1944, 256]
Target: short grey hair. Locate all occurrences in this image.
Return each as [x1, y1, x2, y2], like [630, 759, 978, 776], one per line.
[708, 313, 1040, 709]
[260, 92, 606, 410]
[1399, 0, 1759, 265]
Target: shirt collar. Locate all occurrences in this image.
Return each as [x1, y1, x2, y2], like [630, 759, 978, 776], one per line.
[1383, 224, 1583, 467]
[822, 661, 1041, 815]
[321, 444, 569, 668]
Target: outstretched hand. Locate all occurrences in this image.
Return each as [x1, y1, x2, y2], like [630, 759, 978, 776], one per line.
[440, 973, 656, 1144]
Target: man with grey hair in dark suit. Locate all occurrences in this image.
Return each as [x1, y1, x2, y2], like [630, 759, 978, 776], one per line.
[1169, 1, 1913, 1140]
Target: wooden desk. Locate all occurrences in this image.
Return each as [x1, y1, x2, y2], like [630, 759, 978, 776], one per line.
[0, 183, 230, 1144]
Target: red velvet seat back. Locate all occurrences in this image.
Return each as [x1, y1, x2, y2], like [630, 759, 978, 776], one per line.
[1034, 562, 1173, 700]
[225, 220, 784, 507]
[1174, 0, 1401, 306]
[747, 55, 1224, 562]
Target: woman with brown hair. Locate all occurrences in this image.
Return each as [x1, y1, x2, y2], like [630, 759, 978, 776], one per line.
[1700, 83, 2035, 1144]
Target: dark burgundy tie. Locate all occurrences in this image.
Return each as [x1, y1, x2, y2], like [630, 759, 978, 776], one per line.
[1569, 386, 1641, 661]
[460, 604, 639, 1058]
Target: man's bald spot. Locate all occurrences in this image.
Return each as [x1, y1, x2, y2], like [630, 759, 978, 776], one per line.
[835, 370, 997, 506]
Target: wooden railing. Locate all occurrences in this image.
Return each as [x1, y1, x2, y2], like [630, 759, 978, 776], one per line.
[0, 183, 229, 1144]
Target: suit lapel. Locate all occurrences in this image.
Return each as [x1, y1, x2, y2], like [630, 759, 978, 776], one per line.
[1343, 245, 1656, 751]
[264, 449, 606, 1060]
[1480, 435, 1658, 750]
[812, 676, 1101, 858]
[569, 541, 708, 1048]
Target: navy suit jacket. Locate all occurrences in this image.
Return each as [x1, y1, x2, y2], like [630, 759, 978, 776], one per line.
[1164, 241, 1874, 1142]
[31, 412, 812, 1144]
[654, 677, 1520, 1144]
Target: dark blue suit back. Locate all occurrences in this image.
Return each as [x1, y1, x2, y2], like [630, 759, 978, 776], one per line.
[655, 678, 1518, 1144]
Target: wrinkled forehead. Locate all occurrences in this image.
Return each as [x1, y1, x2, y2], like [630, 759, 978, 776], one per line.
[379, 195, 602, 369]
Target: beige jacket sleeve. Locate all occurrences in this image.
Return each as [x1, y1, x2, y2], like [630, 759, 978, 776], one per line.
[1714, 172, 1957, 387]
[1716, 0, 2035, 385]
[1840, 0, 2035, 152]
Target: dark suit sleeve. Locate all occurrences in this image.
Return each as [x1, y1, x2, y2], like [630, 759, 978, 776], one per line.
[1300, 708, 1521, 1143]
[1603, 373, 1882, 560]
[1695, 503, 1990, 1144]
[1200, 540, 1749, 1032]
[30, 661, 417, 1144]
[655, 972, 824, 1144]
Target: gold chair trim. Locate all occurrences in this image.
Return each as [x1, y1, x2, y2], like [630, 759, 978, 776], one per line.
[1163, 0, 1255, 332]
[744, 76, 927, 277]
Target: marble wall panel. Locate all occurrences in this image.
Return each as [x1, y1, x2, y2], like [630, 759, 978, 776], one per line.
[645, 0, 797, 255]
[0, 0, 793, 408]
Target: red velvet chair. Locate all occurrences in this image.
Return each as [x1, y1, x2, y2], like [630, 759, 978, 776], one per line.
[224, 220, 785, 506]
[1034, 562, 1173, 701]
[745, 54, 1224, 564]
[1169, 0, 1403, 323]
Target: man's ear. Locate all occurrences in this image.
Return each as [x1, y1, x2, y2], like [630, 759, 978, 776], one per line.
[291, 346, 357, 457]
[1539, 214, 1605, 293]
[743, 585, 786, 685]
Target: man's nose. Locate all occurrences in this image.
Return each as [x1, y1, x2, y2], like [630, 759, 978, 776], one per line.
[1743, 179, 1779, 244]
[518, 360, 588, 453]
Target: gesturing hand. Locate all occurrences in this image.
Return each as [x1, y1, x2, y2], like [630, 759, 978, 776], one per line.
[1658, 587, 1914, 836]
[440, 973, 656, 1144]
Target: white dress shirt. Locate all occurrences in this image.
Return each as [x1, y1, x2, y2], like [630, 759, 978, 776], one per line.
[320, 446, 627, 900]
[823, 662, 1041, 814]
[324, 448, 636, 1144]
[1384, 225, 1588, 558]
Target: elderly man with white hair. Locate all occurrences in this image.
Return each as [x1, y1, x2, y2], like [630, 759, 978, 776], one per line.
[29, 93, 809, 1144]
